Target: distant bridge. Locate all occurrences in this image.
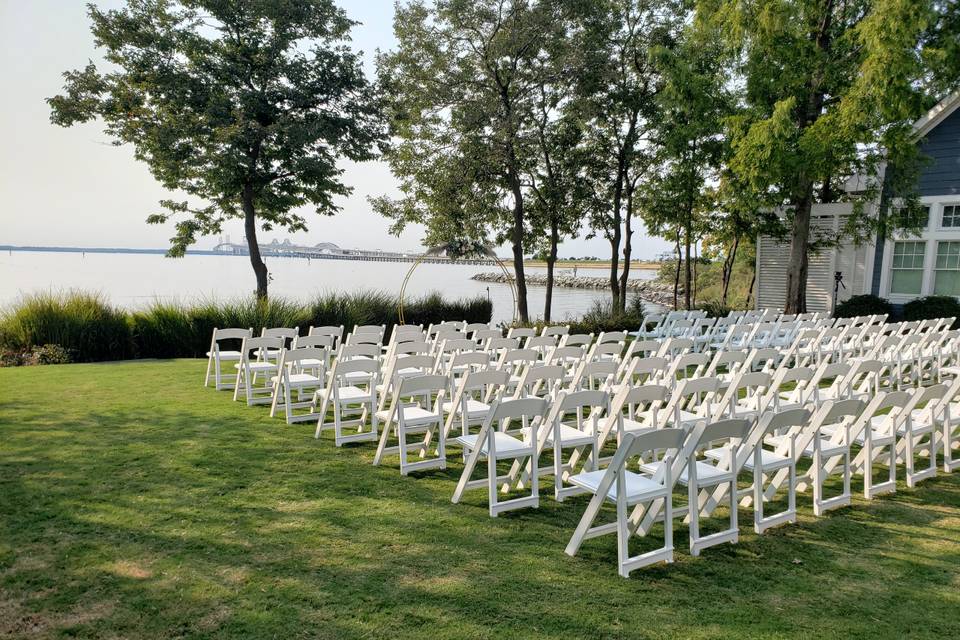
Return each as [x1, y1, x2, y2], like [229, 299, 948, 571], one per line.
[211, 242, 497, 266]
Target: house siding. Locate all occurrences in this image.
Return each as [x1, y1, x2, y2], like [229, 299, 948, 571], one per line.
[755, 204, 865, 312]
[917, 106, 960, 196]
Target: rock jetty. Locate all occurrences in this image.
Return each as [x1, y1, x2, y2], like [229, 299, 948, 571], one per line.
[471, 271, 676, 307]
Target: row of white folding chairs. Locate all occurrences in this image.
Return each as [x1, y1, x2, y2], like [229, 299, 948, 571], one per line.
[640, 312, 892, 354]
[638, 309, 833, 340]
[344, 356, 960, 575]
[439, 367, 960, 576]
[270, 314, 960, 428]
[303, 321, 951, 434]
[214, 325, 600, 423]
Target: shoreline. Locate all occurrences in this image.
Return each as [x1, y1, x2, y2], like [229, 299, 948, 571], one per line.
[471, 271, 675, 307]
[523, 259, 661, 271]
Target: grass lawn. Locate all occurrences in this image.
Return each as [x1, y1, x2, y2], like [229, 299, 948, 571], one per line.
[2, 359, 960, 639]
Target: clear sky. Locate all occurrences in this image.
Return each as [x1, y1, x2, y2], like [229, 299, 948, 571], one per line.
[0, 0, 673, 258]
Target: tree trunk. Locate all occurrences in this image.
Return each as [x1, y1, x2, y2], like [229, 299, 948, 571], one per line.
[784, 189, 813, 314]
[507, 170, 529, 323]
[692, 239, 699, 308]
[544, 219, 558, 322]
[608, 237, 621, 312]
[721, 234, 740, 305]
[746, 264, 757, 309]
[618, 187, 634, 313]
[784, 0, 832, 313]
[242, 184, 268, 300]
[684, 220, 692, 310]
[673, 228, 682, 310]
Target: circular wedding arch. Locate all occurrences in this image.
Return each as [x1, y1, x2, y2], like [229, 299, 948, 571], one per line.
[397, 244, 518, 325]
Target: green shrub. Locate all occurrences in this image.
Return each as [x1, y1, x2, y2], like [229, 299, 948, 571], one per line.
[130, 302, 199, 359]
[401, 291, 493, 334]
[833, 294, 893, 319]
[0, 290, 493, 363]
[568, 295, 645, 335]
[696, 299, 731, 318]
[0, 348, 30, 367]
[903, 295, 960, 327]
[0, 291, 132, 362]
[33, 344, 73, 365]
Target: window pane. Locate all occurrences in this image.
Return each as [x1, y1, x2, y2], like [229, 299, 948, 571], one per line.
[892, 269, 923, 294]
[943, 206, 960, 228]
[934, 270, 960, 296]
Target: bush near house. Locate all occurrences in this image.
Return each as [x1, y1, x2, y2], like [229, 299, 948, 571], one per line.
[903, 296, 960, 328]
[0, 290, 493, 365]
[833, 294, 893, 319]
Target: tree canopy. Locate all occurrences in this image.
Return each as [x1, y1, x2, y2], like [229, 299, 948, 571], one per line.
[49, 0, 385, 298]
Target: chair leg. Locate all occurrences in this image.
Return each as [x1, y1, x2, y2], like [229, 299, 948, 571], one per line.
[487, 452, 499, 516]
[617, 492, 630, 577]
[753, 468, 763, 533]
[398, 426, 407, 474]
[688, 479, 700, 556]
[269, 379, 281, 418]
[232, 367, 243, 402]
[204, 354, 213, 387]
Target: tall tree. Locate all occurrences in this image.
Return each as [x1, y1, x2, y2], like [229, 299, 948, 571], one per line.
[569, 0, 684, 312]
[48, 0, 384, 299]
[373, 0, 563, 323]
[642, 35, 731, 309]
[524, 54, 584, 322]
[698, 0, 955, 312]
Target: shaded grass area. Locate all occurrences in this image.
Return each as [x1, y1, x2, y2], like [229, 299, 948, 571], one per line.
[2, 360, 960, 639]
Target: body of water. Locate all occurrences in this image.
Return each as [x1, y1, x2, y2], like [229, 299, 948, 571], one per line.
[0, 250, 658, 324]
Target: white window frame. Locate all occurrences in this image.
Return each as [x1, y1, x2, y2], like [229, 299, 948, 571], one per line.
[933, 240, 960, 296]
[940, 203, 960, 230]
[880, 198, 960, 302]
[889, 240, 927, 295]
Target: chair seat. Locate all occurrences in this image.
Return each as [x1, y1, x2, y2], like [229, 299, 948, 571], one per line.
[327, 370, 375, 383]
[234, 362, 277, 371]
[663, 408, 703, 428]
[640, 460, 732, 485]
[455, 432, 533, 457]
[441, 398, 491, 418]
[706, 447, 789, 471]
[536, 423, 596, 447]
[337, 385, 374, 401]
[621, 417, 655, 434]
[271, 373, 321, 387]
[818, 386, 845, 401]
[767, 434, 846, 457]
[568, 469, 664, 503]
[375, 405, 440, 429]
[208, 350, 241, 359]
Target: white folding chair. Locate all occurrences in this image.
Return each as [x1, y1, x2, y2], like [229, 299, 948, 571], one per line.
[204, 327, 252, 390]
[441, 369, 509, 443]
[232, 336, 284, 405]
[539, 389, 611, 501]
[565, 428, 687, 576]
[705, 409, 805, 534]
[269, 347, 327, 424]
[452, 396, 548, 516]
[314, 358, 379, 446]
[373, 374, 448, 474]
[640, 419, 751, 556]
